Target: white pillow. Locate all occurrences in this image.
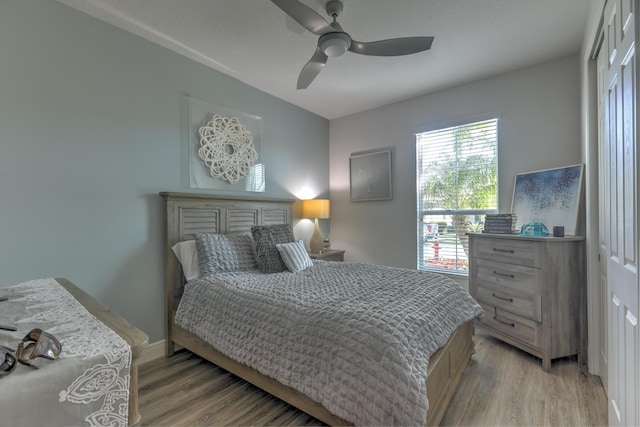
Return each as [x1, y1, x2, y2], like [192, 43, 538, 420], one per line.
[276, 239, 313, 273]
[170, 240, 200, 281]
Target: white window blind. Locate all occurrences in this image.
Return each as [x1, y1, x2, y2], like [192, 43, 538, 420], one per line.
[416, 118, 498, 274]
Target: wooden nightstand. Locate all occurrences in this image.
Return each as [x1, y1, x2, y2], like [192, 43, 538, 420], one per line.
[308, 249, 345, 262]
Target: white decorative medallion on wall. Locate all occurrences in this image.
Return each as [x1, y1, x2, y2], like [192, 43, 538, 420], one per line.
[185, 95, 264, 192]
[198, 115, 258, 184]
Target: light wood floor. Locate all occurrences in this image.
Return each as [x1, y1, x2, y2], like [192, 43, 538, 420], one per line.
[138, 332, 607, 426]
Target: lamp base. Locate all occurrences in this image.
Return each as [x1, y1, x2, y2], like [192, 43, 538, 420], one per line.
[310, 218, 324, 253]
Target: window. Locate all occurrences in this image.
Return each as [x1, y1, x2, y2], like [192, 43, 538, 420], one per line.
[416, 118, 498, 275]
[245, 163, 265, 192]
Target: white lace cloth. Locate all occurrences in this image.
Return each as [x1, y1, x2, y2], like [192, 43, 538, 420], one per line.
[0, 278, 131, 427]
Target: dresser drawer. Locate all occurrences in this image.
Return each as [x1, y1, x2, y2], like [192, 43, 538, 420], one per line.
[473, 258, 542, 322]
[474, 258, 541, 293]
[476, 286, 542, 322]
[472, 237, 539, 267]
[480, 303, 542, 350]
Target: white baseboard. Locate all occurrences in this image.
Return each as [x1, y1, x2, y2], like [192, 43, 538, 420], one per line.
[137, 339, 165, 365]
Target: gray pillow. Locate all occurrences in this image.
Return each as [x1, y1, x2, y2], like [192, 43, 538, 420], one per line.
[251, 224, 295, 273]
[194, 233, 257, 276]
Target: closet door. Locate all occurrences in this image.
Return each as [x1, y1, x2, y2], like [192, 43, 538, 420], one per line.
[600, 0, 639, 425]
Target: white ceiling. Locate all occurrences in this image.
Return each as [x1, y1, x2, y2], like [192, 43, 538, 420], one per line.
[58, 0, 590, 120]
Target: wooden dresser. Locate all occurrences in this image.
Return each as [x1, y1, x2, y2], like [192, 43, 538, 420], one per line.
[468, 233, 585, 371]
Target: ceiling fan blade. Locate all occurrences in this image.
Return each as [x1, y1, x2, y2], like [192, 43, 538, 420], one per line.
[297, 49, 328, 89]
[349, 36, 434, 56]
[271, 0, 333, 35]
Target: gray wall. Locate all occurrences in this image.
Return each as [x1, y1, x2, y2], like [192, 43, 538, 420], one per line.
[329, 55, 582, 287]
[0, 0, 329, 342]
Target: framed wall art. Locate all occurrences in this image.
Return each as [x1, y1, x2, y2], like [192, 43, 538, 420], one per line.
[350, 149, 392, 201]
[511, 164, 584, 235]
[184, 95, 265, 193]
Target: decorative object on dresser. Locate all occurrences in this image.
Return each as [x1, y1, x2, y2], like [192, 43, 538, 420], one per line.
[301, 198, 330, 253]
[511, 164, 584, 235]
[468, 233, 586, 371]
[482, 213, 518, 234]
[307, 249, 345, 262]
[519, 221, 550, 236]
[552, 226, 564, 237]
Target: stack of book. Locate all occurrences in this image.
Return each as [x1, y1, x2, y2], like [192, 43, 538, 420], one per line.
[483, 213, 518, 234]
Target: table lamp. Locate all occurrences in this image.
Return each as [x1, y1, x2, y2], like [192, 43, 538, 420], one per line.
[302, 199, 330, 253]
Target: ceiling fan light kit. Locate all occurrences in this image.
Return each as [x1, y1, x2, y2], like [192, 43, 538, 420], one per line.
[271, 0, 434, 89]
[319, 32, 351, 57]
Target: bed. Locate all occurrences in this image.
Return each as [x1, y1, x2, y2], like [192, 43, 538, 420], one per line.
[161, 192, 481, 426]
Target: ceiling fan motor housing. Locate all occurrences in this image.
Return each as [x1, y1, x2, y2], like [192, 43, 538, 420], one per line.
[319, 32, 352, 56]
[325, 0, 344, 18]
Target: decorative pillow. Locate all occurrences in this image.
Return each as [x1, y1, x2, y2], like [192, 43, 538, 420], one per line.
[170, 240, 200, 281]
[194, 233, 257, 276]
[251, 224, 295, 273]
[276, 239, 313, 273]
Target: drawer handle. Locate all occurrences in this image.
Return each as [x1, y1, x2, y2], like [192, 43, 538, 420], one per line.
[492, 248, 515, 254]
[492, 292, 514, 303]
[493, 316, 516, 327]
[493, 270, 515, 279]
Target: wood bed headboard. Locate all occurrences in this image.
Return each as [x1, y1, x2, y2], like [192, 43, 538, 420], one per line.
[159, 192, 294, 337]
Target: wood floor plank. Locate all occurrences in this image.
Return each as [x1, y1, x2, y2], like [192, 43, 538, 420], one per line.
[138, 332, 607, 426]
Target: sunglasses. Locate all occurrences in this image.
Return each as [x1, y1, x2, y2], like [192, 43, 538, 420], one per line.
[0, 350, 16, 376]
[0, 329, 62, 375]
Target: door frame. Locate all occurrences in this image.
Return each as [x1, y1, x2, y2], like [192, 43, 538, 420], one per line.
[582, 0, 607, 380]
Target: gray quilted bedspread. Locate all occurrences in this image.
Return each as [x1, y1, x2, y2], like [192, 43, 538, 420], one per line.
[175, 261, 482, 426]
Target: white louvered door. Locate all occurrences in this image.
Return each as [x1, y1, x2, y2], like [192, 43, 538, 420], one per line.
[600, 0, 640, 425]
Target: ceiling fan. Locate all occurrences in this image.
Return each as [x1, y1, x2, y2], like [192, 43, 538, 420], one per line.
[271, 0, 434, 89]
